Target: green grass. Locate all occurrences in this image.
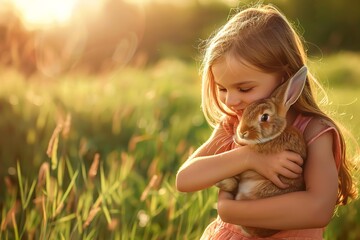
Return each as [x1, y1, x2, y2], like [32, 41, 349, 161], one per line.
[0, 53, 360, 239]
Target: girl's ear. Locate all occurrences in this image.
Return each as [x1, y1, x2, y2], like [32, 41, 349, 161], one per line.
[273, 66, 307, 111]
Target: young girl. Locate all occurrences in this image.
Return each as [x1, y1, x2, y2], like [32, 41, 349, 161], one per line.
[176, 4, 357, 240]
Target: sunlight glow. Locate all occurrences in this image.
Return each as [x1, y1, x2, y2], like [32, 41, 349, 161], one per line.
[123, 0, 190, 6]
[11, 0, 78, 29]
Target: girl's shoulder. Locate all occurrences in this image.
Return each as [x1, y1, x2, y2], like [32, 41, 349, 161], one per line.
[302, 116, 338, 144]
[300, 114, 342, 169]
[292, 113, 337, 142]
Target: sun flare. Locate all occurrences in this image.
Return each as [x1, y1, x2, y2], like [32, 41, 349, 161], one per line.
[11, 0, 78, 29]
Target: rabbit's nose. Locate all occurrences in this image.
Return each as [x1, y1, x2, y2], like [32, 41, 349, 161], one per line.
[240, 131, 249, 138]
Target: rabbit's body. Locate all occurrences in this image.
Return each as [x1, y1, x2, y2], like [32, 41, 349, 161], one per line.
[215, 66, 308, 238]
[236, 126, 306, 201]
[217, 117, 307, 238]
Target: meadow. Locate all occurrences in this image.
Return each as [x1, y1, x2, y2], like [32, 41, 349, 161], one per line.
[0, 52, 359, 239]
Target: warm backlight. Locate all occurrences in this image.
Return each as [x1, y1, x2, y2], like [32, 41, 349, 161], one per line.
[11, 0, 78, 29]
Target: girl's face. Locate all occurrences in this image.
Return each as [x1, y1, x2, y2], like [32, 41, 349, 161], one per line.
[212, 55, 282, 116]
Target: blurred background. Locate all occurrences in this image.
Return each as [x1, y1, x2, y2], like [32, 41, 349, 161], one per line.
[0, 0, 359, 239]
[1, 0, 359, 76]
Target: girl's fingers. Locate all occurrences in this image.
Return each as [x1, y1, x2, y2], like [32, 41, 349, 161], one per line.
[278, 168, 301, 179]
[283, 161, 303, 174]
[270, 175, 289, 189]
[287, 152, 304, 166]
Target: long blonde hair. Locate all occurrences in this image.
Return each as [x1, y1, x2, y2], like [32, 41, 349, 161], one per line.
[200, 4, 357, 205]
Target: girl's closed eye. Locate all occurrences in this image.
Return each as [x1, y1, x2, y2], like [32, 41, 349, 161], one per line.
[217, 86, 227, 92]
[238, 87, 252, 93]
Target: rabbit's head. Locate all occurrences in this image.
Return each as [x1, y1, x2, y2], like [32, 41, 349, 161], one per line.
[235, 66, 307, 145]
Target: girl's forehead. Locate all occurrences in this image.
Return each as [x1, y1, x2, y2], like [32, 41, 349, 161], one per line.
[215, 53, 261, 70]
[212, 55, 263, 80]
[211, 54, 281, 87]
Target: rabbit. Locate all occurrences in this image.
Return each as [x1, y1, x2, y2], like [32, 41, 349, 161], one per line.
[216, 66, 308, 238]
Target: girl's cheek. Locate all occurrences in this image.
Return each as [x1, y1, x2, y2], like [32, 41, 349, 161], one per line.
[218, 94, 226, 105]
[248, 95, 263, 105]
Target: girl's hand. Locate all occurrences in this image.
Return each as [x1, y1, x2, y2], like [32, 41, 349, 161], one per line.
[217, 190, 235, 223]
[246, 148, 304, 189]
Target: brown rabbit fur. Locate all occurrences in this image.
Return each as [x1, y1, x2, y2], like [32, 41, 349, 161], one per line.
[216, 66, 308, 238]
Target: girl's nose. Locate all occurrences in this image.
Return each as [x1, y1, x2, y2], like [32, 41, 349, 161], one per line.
[225, 93, 241, 108]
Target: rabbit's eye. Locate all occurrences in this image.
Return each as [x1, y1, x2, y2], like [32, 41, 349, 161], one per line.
[260, 114, 270, 122]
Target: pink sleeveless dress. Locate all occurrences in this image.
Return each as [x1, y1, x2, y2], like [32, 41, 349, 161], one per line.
[200, 114, 341, 240]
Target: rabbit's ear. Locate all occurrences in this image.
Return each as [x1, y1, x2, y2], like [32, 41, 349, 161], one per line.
[274, 66, 307, 111]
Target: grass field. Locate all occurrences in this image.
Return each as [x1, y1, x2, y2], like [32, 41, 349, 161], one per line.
[0, 52, 359, 239]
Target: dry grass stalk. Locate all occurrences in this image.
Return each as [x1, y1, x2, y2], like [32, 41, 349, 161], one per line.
[33, 195, 47, 225]
[140, 175, 158, 201]
[46, 124, 63, 158]
[128, 135, 151, 152]
[53, 202, 64, 218]
[78, 138, 88, 157]
[88, 153, 100, 179]
[11, 209, 17, 233]
[61, 113, 72, 139]
[37, 162, 49, 189]
[66, 189, 76, 212]
[4, 176, 16, 196]
[175, 139, 187, 154]
[1, 200, 20, 231]
[107, 218, 119, 231]
[82, 195, 103, 228]
[83, 207, 101, 229]
[148, 158, 162, 177]
[41, 196, 47, 227]
[27, 229, 35, 240]
[33, 195, 44, 211]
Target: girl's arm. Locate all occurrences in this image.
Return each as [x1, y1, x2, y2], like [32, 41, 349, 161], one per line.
[176, 125, 250, 192]
[176, 124, 303, 193]
[217, 126, 338, 229]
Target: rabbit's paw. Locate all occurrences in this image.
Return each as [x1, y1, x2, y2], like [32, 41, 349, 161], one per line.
[215, 178, 238, 192]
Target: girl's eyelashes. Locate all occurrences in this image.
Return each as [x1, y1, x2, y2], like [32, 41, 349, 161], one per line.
[217, 87, 226, 92]
[216, 81, 254, 93]
[238, 87, 252, 92]
[217, 86, 253, 92]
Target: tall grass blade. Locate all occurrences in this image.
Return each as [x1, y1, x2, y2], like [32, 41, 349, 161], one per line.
[59, 170, 79, 207]
[16, 161, 25, 207]
[24, 180, 37, 208]
[11, 213, 19, 240]
[100, 163, 107, 193]
[51, 134, 59, 170]
[58, 157, 65, 188]
[56, 213, 77, 224]
[84, 229, 97, 240]
[102, 205, 111, 224]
